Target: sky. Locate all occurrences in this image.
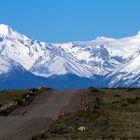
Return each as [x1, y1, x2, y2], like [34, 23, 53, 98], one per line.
[0, 0, 140, 43]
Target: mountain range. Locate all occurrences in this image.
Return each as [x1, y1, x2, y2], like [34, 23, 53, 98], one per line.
[0, 24, 140, 89]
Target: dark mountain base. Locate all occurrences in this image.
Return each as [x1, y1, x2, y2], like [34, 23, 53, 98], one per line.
[0, 69, 107, 89]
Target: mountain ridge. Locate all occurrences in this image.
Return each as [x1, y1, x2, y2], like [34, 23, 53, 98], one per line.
[0, 24, 140, 88]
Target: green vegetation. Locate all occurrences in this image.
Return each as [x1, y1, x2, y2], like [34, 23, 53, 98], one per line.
[31, 88, 140, 140]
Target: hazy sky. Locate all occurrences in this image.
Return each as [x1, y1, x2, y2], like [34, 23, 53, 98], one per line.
[0, 0, 140, 42]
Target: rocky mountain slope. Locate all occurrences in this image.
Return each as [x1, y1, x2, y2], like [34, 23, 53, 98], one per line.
[0, 24, 140, 88]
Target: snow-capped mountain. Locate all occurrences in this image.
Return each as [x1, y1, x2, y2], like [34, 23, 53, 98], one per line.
[107, 50, 140, 87]
[0, 24, 140, 89]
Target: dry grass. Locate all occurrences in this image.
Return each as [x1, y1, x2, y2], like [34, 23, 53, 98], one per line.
[0, 87, 48, 116]
[31, 88, 140, 140]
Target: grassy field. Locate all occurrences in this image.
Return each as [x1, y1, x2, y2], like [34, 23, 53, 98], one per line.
[31, 88, 140, 140]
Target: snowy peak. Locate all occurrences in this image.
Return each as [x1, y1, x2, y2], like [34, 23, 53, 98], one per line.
[1, 24, 140, 88]
[0, 24, 30, 42]
[0, 24, 12, 36]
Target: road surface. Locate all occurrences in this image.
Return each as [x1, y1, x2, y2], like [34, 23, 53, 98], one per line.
[0, 89, 83, 140]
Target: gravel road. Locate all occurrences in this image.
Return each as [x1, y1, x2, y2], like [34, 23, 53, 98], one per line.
[0, 89, 83, 140]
